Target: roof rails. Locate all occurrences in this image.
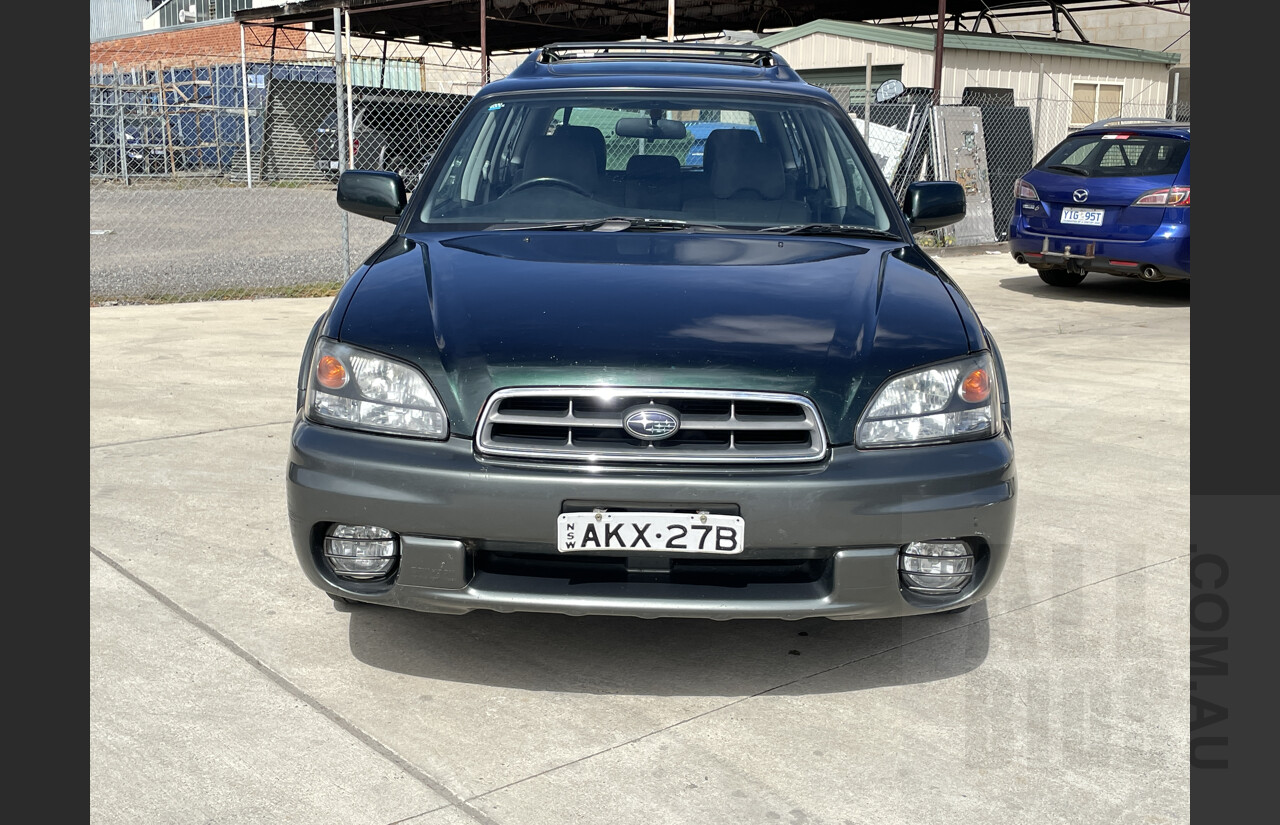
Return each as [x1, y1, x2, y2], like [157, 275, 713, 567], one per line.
[537, 41, 779, 68]
[1086, 116, 1189, 129]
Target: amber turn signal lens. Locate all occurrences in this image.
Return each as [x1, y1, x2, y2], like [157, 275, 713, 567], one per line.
[316, 354, 348, 389]
[959, 368, 990, 403]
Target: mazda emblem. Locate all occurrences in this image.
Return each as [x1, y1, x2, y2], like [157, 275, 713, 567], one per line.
[623, 406, 679, 441]
[1073, 188, 1089, 203]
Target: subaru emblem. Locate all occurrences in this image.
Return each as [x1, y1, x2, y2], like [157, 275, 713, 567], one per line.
[1073, 188, 1089, 203]
[623, 406, 679, 441]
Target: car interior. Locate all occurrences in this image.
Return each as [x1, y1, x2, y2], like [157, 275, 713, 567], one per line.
[417, 95, 891, 230]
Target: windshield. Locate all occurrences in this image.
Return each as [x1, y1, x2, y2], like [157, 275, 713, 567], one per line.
[410, 92, 894, 233]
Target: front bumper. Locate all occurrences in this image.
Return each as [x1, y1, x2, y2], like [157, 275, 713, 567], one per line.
[286, 417, 1016, 620]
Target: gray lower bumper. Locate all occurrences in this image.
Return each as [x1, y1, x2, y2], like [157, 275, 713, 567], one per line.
[286, 418, 1017, 620]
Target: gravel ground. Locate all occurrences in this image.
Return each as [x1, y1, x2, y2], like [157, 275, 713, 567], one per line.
[89, 183, 393, 303]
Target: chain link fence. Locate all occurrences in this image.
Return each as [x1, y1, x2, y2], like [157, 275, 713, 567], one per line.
[90, 28, 1187, 305]
[90, 24, 482, 306]
[833, 85, 1185, 249]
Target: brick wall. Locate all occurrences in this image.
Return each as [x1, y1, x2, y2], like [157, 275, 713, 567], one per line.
[90, 22, 310, 68]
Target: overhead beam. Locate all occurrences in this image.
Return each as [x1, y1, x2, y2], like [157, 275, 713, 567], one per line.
[234, 1, 1190, 55]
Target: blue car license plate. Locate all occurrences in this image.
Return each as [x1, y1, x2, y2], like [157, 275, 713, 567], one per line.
[1060, 207, 1104, 226]
[557, 511, 745, 554]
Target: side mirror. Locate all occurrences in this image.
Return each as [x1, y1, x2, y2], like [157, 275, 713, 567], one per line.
[903, 181, 966, 233]
[874, 79, 905, 103]
[336, 170, 406, 222]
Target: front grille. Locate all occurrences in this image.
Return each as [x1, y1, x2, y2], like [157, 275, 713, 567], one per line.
[476, 388, 828, 464]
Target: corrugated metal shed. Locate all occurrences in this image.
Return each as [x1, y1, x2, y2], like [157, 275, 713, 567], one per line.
[90, 0, 153, 40]
[755, 17, 1179, 160]
[753, 18, 1180, 66]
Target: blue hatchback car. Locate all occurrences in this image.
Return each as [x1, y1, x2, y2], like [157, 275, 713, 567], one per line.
[1008, 117, 1190, 287]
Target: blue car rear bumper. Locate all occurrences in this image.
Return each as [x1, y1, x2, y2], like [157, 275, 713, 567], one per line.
[1008, 220, 1190, 281]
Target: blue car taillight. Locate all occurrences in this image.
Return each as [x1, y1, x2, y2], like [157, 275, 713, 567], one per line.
[1132, 186, 1190, 207]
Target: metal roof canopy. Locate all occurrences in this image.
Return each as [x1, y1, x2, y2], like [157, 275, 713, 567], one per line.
[233, 1, 1190, 55]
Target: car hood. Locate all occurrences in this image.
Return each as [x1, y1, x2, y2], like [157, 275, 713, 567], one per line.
[333, 231, 975, 444]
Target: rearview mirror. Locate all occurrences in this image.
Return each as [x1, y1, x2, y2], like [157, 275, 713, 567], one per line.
[614, 117, 688, 140]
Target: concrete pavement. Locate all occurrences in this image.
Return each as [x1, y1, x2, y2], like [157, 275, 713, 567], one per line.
[90, 250, 1191, 825]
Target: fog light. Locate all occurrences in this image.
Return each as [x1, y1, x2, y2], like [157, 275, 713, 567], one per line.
[900, 540, 974, 593]
[324, 524, 398, 580]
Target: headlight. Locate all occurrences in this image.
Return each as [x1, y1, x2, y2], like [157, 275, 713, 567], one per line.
[306, 338, 448, 439]
[856, 353, 1001, 447]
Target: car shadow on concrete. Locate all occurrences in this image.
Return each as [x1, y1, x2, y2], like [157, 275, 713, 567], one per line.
[337, 603, 990, 696]
[999, 273, 1190, 307]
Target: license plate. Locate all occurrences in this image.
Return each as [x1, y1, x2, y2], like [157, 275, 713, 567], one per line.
[1061, 207, 1104, 226]
[557, 511, 745, 554]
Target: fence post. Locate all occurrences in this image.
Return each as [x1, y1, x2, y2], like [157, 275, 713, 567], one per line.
[864, 56, 872, 141]
[156, 60, 176, 177]
[334, 8, 350, 279]
[1033, 62, 1044, 161]
[240, 25, 254, 188]
[115, 62, 130, 186]
[345, 8, 355, 167]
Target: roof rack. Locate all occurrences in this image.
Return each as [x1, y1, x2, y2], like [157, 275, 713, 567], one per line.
[538, 41, 778, 67]
[1086, 116, 1189, 129]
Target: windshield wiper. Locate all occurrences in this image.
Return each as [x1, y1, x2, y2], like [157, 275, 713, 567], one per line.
[623, 217, 733, 232]
[1046, 164, 1088, 176]
[493, 216, 730, 232]
[492, 217, 627, 232]
[755, 223, 901, 239]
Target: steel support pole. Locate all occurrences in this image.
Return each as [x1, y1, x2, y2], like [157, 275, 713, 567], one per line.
[1034, 62, 1044, 160]
[480, 0, 489, 85]
[933, 0, 946, 105]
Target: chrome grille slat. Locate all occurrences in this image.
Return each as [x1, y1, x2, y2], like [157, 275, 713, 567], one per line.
[681, 417, 815, 431]
[477, 388, 828, 464]
[488, 411, 622, 428]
